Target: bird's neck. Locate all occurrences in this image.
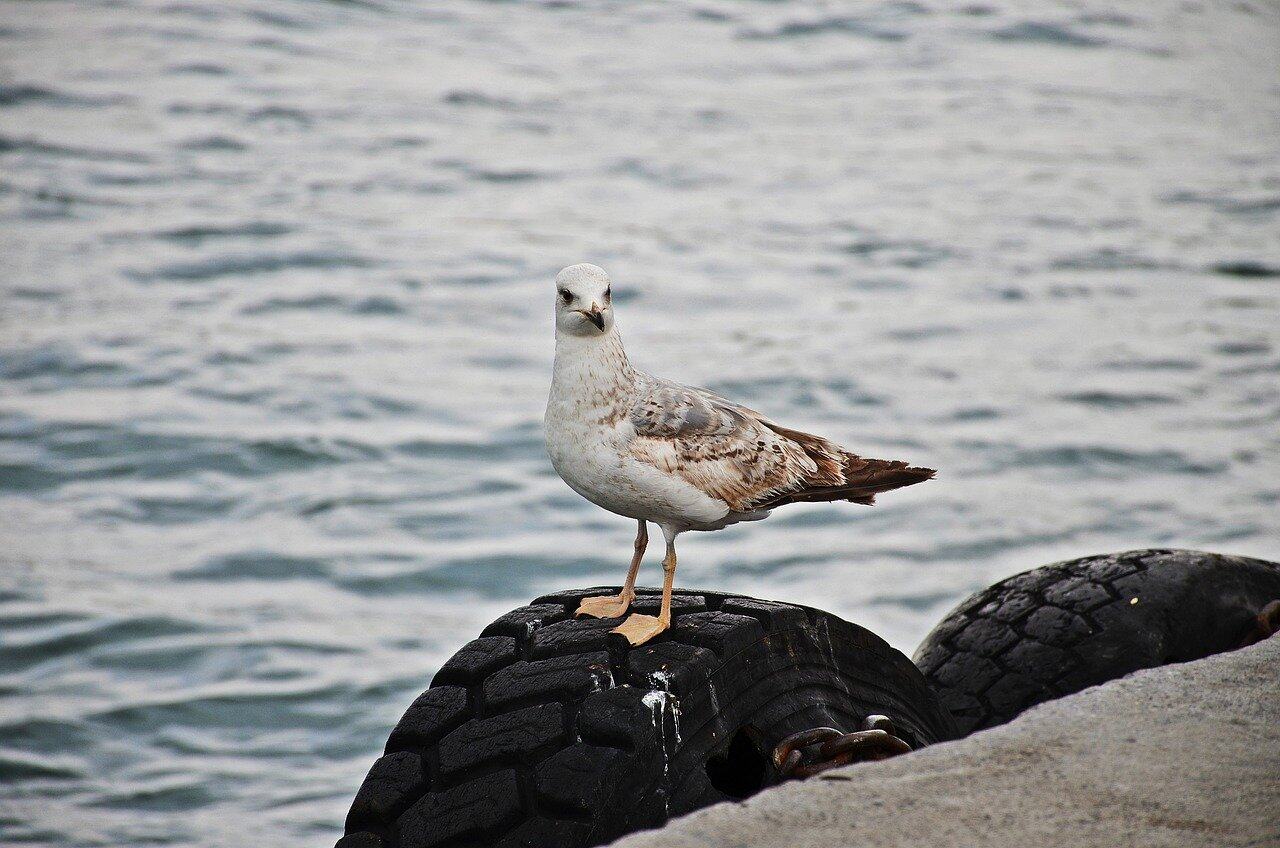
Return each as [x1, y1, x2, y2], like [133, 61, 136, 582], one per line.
[550, 328, 635, 424]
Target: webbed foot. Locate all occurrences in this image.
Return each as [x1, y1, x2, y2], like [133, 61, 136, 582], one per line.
[575, 594, 633, 619]
[611, 613, 669, 646]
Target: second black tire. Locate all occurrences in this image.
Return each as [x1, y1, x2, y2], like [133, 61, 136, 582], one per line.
[339, 587, 957, 848]
[915, 548, 1280, 736]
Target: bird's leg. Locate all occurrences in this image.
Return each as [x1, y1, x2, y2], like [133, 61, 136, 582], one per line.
[613, 536, 676, 646]
[576, 520, 647, 619]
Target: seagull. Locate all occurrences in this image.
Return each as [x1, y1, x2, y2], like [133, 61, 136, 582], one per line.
[544, 263, 935, 646]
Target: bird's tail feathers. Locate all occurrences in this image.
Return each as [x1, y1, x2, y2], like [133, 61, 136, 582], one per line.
[752, 427, 936, 510]
[781, 455, 934, 506]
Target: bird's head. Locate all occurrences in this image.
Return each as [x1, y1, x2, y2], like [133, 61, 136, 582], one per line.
[554, 263, 614, 337]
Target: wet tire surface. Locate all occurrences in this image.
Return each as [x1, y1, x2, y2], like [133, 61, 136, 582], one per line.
[339, 587, 957, 848]
[914, 548, 1280, 736]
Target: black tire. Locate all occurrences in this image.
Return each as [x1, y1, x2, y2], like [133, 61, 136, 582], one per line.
[914, 548, 1280, 736]
[339, 587, 957, 848]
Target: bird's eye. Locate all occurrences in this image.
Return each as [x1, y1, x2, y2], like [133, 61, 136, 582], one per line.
[559, 289, 573, 304]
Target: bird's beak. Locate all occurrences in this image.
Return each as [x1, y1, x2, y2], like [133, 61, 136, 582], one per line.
[576, 305, 605, 331]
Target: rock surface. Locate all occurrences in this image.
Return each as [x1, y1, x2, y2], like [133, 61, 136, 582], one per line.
[611, 636, 1280, 848]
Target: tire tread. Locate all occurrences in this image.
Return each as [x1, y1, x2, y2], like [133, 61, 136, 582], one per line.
[915, 549, 1280, 734]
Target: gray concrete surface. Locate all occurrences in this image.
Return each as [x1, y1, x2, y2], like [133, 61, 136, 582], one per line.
[613, 637, 1280, 848]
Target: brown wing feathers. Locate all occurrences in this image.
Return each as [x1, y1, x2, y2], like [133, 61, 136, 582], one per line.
[627, 376, 933, 514]
[749, 424, 935, 511]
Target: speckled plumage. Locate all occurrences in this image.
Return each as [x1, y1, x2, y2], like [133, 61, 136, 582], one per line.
[543, 263, 934, 644]
[544, 265, 934, 537]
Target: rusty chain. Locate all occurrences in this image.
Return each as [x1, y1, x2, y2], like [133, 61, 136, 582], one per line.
[771, 714, 913, 780]
[773, 599, 1279, 781]
[1238, 599, 1280, 648]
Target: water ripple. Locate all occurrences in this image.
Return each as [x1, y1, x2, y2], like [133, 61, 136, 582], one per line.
[1, 418, 379, 491]
[0, 614, 208, 675]
[129, 251, 373, 283]
[152, 222, 291, 243]
[2, 1, 1277, 846]
[989, 21, 1107, 48]
[1057, 390, 1176, 408]
[1212, 261, 1280, 278]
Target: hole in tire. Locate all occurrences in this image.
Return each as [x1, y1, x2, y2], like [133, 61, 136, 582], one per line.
[705, 725, 768, 799]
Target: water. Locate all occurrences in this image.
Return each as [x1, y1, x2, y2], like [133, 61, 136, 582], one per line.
[1, 0, 1277, 844]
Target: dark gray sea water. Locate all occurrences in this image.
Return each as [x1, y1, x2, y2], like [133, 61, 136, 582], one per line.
[1, 1, 1278, 845]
